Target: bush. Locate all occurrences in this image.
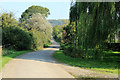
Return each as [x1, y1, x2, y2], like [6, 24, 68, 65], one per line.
[0, 27, 2, 46]
[30, 29, 44, 50]
[2, 26, 33, 50]
[44, 42, 52, 48]
[60, 43, 66, 50]
[30, 29, 52, 50]
[2, 49, 16, 56]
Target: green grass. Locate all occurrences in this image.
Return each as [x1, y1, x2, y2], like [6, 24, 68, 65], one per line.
[44, 42, 52, 48]
[53, 50, 119, 74]
[104, 50, 120, 54]
[1, 49, 32, 69]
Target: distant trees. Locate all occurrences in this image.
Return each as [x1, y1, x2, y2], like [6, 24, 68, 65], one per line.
[53, 25, 63, 42]
[49, 19, 69, 27]
[53, 20, 69, 42]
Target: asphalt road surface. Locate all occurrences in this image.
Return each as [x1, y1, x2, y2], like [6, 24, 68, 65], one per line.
[2, 40, 74, 78]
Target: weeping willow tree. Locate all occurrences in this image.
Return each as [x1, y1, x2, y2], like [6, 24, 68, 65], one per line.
[63, 2, 120, 59]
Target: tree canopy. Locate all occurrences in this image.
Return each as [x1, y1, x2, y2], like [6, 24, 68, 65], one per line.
[19, 5, 52, 50]
[20, 5, 50, 22]
[60, 2, 120, 59]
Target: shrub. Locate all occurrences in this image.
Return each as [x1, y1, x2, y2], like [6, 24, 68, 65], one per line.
[2, 49, 16, 56]
[30, 29, 44, 50]
[2, 26, 33, 50]
[0, 27, 2, 46]
[44, 42, 52, 48]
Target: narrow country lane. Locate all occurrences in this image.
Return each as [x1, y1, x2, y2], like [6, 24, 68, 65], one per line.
[2, 40, 74, 78]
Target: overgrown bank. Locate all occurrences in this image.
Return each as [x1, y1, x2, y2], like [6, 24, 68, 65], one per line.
[53, 50, 119, 74]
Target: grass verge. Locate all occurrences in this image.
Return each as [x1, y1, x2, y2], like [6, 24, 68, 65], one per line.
[1, 49, 32, 69]
[53, 50, 119, 74]
[44, 42, 52, 48]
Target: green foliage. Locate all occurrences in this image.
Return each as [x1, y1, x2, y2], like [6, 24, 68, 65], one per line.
[0, 27, 1, 46]
[1, 5, 52, 51]
[25, 13, 52, 39]
[30, 29, 44, 50]
[29, 29, 51, 50]
[53, 50, 119, 74]
[52, 24, 69, 42]
[19, 5, 52, 50]
[53, 25, 62, 42]
[0, 13, 2, 26]
[48, 19, 69, 27]
[24, 13, 52, 50]
[1, 12, 33, 50]
[2, 49, 16, 56]
[44, 42, 52, 48]
[1, 13, 18, 27]
[63, 22, 76, 44]
[24, 13, 51, 31]
[62, 2, 120, 59]
[2, 26, 33, 50]
[20, 5, 50, 22]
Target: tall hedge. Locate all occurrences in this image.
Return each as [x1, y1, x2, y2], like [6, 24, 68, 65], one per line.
[2, 26, 33, 50]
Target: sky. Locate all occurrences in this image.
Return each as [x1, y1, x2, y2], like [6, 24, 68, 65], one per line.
[0, 1, 71, 20]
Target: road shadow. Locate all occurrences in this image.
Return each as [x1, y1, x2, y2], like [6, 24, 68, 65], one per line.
[13, 40, 60, 64]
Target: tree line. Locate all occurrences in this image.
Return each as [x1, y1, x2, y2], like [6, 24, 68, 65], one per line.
[53, 2, 120, 60]
[1, 5, 52, 51]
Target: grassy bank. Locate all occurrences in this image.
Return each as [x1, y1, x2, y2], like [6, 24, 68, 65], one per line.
[53, 50, 119, 74]
[2, 49, 32, 68]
